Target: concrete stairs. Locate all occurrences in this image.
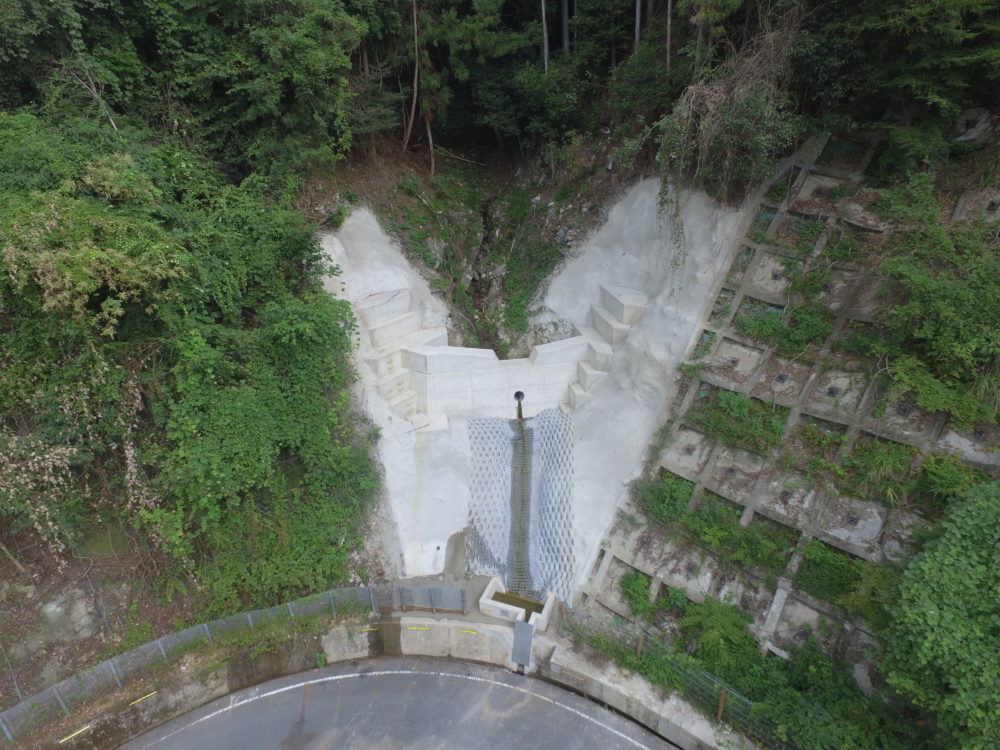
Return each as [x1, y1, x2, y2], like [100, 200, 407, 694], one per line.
[565, 283, 648, 410]
[355, 281, 647, 420]
[357, 288, 446, 420]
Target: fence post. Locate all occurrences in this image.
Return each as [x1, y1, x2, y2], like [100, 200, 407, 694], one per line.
[716, 687, 728, 722]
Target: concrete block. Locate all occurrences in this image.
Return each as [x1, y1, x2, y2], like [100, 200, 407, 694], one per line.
[590, 305, 630, 345]
[577, 361, 606, 391]
[599, 283, 648, 325]
[399, 616, 450, 657]
[356, 288, 411, 326]
[369, 310, 422, 347]
[813, 494, 886, 550]
[529, 336, 589, 365]
[405, 345, 499, 373]
[569, 383, 590, 409]
[321, 623, 371, 663]
[385, 325, 448, 354]
[541, 361, 579, 385]
[448, 624, 492, 663]
[376, 369, 409, 399]
[577, 327, 614, 369]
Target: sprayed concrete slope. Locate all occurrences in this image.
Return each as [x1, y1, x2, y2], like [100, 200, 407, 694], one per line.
[322, 179, 747, 598]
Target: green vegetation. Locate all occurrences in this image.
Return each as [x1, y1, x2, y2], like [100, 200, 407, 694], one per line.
[0, 2, 997, 748]
[682, 497, 797, 573]
[735, 303, 833, 356]
[686, 390, 789, 454]
[0, 112, 376, 613]
[871, 174, 1000, 426]
[619, 570, 656, 621]
[596, 592, 927, 749]
[634, 472, 694, 527]
[883, 483, 1000, 749]
[794, 540, 895, 630]
[836, 436, 917, 507]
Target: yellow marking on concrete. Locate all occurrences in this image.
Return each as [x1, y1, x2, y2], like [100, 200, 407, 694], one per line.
[129, 691, 158, 706]
[58, 725, 91, 744]
[458, 629, 479, 635]
[407, 626, 430, 631]
[358, 627, 379, 633]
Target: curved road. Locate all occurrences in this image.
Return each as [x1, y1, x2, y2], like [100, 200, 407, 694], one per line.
[119, 657, 674, 749]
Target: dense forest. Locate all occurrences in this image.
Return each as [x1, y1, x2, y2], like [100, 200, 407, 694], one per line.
[1, 1, 998, 748]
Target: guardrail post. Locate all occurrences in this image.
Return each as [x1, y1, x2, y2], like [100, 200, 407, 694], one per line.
[51, 685, 69, 715]
[107, 659, 123, 688]
[0, 713, 14, 742]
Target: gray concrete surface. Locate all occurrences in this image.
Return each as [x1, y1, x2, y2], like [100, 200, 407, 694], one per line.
[118, 657, 674, 750]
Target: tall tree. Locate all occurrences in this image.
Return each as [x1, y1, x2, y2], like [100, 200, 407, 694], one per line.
[541, 0, 550, 72]
[561, 0, 570, 52]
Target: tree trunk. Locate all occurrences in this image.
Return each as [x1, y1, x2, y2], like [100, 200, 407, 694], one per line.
[666, 0, 673, 75]
[541, 0, 549, 73]
[561, 0, 570, 53]
[634, 0, 642, 51]
[424, 111, 435, 177]
[361, 40, 370, 76]
[0, 541, 27, 575]
[401, 0, 420, 152]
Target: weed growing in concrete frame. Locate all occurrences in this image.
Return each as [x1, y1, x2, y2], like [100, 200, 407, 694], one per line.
[681, 495, 798, 574]
[685, 388, 789, 455]
[633, 472, 694, 528]
[793, 540, 896, 631]
[836, 435, 917, 506]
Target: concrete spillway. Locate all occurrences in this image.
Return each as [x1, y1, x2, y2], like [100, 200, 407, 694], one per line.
[468, 409, 574, 601]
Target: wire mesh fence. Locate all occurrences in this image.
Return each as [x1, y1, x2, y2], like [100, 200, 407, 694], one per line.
[564, 610, 798, 750]
[0, 583, 466, 744]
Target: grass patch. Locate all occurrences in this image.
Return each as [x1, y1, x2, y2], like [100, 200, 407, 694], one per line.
[686, 389, 789, 454]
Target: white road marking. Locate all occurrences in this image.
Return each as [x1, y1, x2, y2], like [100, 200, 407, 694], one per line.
[129, 668, 657, 749]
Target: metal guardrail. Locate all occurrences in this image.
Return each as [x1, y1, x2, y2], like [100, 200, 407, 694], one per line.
[0, 583, 467, 744]
[565, 612, 798, 750]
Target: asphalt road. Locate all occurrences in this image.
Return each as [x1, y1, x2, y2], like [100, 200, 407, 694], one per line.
[119, 657, 675, 749]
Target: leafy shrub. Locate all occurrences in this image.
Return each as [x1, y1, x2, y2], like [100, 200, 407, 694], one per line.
[884, 482, 1000, 748]
[915, 453, 987, 511]
[794, 540, 862, 602]
[686, 390, 789, 454]
[634, 473, 694, 527]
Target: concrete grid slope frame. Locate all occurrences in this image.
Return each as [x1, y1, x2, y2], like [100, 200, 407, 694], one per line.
[467, 409, 574, 602]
